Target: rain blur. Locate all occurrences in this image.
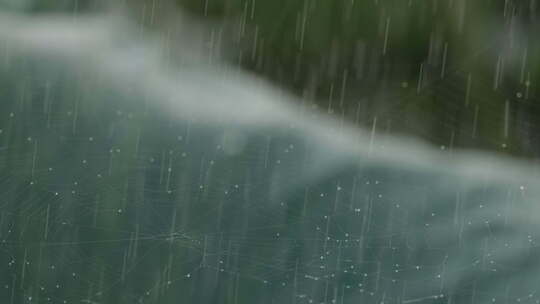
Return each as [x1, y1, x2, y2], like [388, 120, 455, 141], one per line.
[1, 1, 540, 303]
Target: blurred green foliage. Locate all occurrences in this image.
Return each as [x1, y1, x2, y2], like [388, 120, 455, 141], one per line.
[172, 0, 540, 156]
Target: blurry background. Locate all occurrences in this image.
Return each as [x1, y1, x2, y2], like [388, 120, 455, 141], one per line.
[5, 0, 540, 157]
[3, 1, 540, 304]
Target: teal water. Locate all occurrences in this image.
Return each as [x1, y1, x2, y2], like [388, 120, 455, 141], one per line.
[1, 12, 540, 304]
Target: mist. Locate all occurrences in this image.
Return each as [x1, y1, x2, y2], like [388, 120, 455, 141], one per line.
[1, 9, 540, 304]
